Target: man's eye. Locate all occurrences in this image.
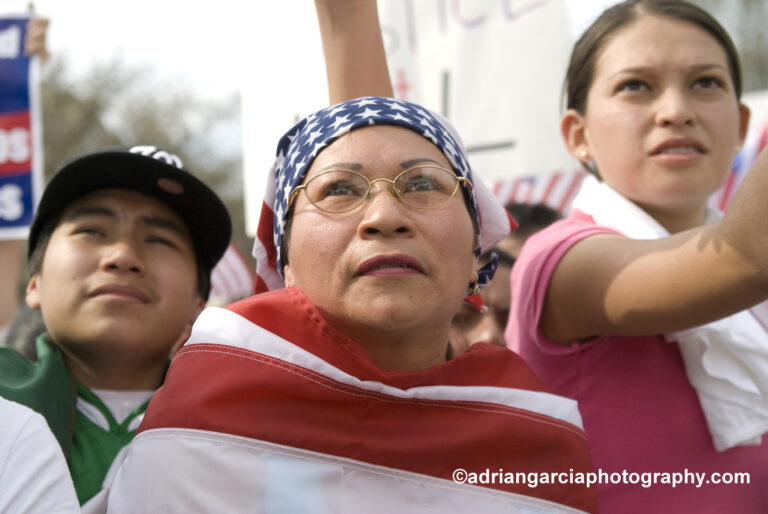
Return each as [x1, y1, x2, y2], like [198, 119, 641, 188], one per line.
[147, 236, 175, 247]
[76, 227, 105, 237]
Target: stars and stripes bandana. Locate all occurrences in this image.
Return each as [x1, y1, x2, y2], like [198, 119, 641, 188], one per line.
[253, 96, 515, 293]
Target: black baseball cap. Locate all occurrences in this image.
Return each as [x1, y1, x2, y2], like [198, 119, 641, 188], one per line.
[28, 145, 232, 275]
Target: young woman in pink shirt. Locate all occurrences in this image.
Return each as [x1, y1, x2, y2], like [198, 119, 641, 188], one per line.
[507, 1, 768, 511]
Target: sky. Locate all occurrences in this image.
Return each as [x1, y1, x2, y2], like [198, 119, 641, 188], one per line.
[3, 1, 615, 99]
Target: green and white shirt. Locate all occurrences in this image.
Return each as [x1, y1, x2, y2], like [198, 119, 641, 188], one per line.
[0, 334, 155, 505]
[71, 384, 151, 503]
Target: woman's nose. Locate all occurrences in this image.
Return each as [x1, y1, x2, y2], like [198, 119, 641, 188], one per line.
[655, 88, 696, 127]
[357, 181, 414, 237]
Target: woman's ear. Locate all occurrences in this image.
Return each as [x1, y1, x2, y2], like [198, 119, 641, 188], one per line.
[284, 264, 296, 287]
[470, 261, 479, 286]
[738, 102, 751, 147]
[561, 108, 591, 163]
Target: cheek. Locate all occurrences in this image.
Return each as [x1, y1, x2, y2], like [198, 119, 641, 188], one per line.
[41, 247, 93, 285]
[288, 215, 354, 281]
[156, 259, 199, 302]
[708, 105, 742, 146]
[587, 103, 644, 152]
[433, 210, 476, 279]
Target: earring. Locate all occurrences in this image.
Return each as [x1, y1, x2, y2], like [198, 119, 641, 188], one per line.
[579, 149, 589, 159]
[467, 281, 481, 296]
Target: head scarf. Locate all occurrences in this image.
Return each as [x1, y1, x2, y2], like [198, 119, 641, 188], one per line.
[253, 96, 515, 293]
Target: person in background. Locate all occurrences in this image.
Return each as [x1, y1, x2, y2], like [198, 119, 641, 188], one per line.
[450, 203, 561, 356]
[449, 289, 508, 355]
[501, 203, 562, 259]
[0, 146, 231, 506]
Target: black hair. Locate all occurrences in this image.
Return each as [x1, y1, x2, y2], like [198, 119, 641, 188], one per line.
[504, 202, 562, 237]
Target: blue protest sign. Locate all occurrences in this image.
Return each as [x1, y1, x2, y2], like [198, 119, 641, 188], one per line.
[0, 16, 42, 239]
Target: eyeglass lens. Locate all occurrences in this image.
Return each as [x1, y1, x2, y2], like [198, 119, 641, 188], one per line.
[304, 166, 460, 212]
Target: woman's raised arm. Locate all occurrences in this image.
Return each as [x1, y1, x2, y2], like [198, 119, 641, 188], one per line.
[314, 0, 394, 103]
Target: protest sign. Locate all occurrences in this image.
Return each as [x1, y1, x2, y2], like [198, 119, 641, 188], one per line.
[0, 16, 43, 239]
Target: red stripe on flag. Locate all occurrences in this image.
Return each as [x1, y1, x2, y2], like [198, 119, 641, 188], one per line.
[718, 171, 738, 211]
[256, 202, 277, 269]
[253, 275, 269, 295]
[758, 122, 768, 153]
[539, 172, 562, 206]
[507, 179, 522, 205]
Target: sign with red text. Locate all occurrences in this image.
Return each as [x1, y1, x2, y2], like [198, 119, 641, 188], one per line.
[0, 16, 43, 239]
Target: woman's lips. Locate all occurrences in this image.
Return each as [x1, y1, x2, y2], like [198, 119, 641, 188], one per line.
[649, 138, 707, 165]
[649, 137, 706, 156]
[356, 254, 424, 277]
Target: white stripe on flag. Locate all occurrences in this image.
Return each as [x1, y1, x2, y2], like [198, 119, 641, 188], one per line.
[186, 307, 584, 430]
[106, 428, 588, 513]
[210, 244, 255, 302]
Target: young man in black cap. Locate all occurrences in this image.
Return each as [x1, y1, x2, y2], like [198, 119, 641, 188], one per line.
[0, 145, 231, 505]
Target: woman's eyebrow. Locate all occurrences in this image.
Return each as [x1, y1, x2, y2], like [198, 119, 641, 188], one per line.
[316, 162, 363, 172]
[609, 63, 729, 79]
[316, 158, 445, 173]
[400, 158, 444, 168]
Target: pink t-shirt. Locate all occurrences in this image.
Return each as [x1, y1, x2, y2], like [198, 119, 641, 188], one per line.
[506, 211, 768, 513]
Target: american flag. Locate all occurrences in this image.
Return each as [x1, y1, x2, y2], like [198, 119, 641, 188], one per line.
[208, 243, 255, 305]
[107, 287, 597, 512]
[492, 169, 586, 214]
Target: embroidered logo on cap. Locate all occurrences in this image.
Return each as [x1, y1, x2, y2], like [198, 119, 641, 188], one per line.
[129, 145, 184, 169]
[129, 145, 185, 195]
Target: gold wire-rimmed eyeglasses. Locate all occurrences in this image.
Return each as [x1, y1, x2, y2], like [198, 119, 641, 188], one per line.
[287, 165, 473, 214]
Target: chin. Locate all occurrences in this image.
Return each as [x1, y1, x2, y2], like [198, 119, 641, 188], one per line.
[365, 289, 459, 326]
